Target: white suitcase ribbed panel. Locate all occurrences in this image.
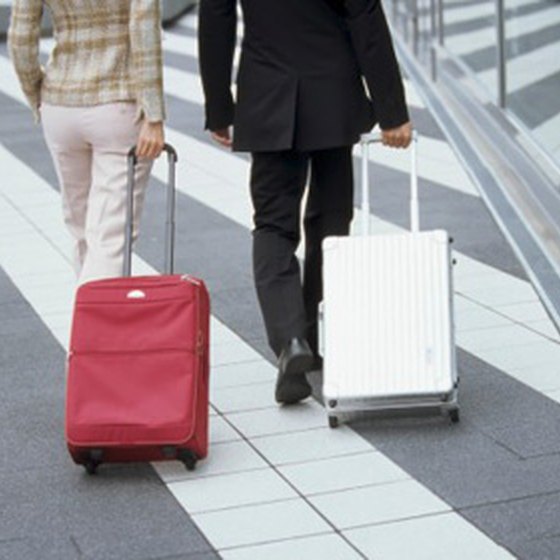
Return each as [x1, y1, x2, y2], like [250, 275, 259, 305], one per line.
[323, 230, 455, 401]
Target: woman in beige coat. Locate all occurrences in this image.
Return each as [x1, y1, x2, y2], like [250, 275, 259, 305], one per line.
[8, 0, 166, 283]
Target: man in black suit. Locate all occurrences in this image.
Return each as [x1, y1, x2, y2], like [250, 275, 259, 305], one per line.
[199, 0, 411, 405]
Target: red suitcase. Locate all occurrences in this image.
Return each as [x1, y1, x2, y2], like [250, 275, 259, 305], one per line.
[66, 145, 210, 475]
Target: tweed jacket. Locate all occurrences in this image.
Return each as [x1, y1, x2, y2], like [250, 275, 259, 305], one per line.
[8, 0, 165, 122]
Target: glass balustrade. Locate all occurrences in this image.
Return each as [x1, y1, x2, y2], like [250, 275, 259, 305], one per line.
[386, 0, 560, 166]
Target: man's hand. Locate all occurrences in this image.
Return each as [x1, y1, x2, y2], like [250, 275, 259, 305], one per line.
[381, 121, 413, 149]
[211, 127, 233, 149]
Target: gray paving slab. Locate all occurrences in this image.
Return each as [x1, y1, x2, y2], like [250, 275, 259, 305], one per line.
[460, 353, 560, 458]
[0, 536, 81, 560]
[156, 554, 221, 560]
[508, 71, 560, 129]
[0, 270, 217, 560]
[461, 490, 560, 560]
[0, 90, 59, 188]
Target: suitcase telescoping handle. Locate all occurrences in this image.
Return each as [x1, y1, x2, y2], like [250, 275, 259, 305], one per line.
[359, 130, 419, 236]
[123, 143, 178, 277]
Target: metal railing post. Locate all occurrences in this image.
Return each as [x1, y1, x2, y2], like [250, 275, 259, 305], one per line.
[437, 0, 444, 46]
[496, 0, 507, 108]
[412, 0, 419, 55]
[430, 0, 437, 37]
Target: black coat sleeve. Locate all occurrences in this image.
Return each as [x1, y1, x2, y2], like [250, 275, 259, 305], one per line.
[198, 0, 237, 131]
[338, 0, 409, 129]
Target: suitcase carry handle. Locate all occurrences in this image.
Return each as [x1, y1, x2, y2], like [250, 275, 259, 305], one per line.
[359, 130, 419, 236]
[123, 144, 178, 277]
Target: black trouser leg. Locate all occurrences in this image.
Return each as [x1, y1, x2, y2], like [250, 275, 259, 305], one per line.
[250, 150, 310, 357]
[303, 147, 354, 357]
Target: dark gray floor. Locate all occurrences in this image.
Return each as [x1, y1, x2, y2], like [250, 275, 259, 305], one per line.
[2, 22, 560, 559]
[0, 269, 219, 560]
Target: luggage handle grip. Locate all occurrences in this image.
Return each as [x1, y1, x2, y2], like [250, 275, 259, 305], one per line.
[123, 143, 178, 277]
[128, 143, 178, 165]
[359, 130, 419, 236]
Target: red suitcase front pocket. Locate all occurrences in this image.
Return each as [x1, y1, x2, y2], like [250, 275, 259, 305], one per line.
[66, 350, 198, 447]
[71, 297, 197, 354]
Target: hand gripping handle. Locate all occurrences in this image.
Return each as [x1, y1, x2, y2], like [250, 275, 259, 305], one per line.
[123, 144, 178, 277]
[359, 130, 419, 236]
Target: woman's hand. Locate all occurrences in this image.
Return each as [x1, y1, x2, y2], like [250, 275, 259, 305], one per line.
[137, 120, 165, 159]
[381, 121, 413, 149]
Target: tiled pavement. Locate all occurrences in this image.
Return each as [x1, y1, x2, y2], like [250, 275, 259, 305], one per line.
[1, 7, 560, 560]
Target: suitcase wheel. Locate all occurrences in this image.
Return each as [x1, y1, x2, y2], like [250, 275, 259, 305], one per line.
[83, 450, 103, 475]
[449, 409, 460, 424]
[178, 449, 198, 471]
[328, 416, 339, 429]
[84, 461, 99, 475]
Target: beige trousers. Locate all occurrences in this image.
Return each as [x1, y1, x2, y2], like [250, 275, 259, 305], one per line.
[41, 102, 152, 285]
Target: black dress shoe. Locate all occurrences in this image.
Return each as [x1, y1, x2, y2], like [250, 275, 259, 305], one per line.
[275, 338, 314, 405]
[311, 355, 323, 371]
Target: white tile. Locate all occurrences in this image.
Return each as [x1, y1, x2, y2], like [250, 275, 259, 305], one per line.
[4, 257, 70, 279]
[210, 415, 242, 444]
[27, 283, 75, 302]
[546, 388, 560, 405]
[153, 440, 268, 482]
[459, 281, 538, 307]
[345, 512, 514, 559]
[495, 301, 551, 323]
[193, 499, 331, 550]
[457, 324, 545, 352]
[221, 533, 362, 560]
[169, 468, 297, 514]
[210, 323, 246, 345]
[457, 270, 521, 293]
[210, 321, 236, 345]
[453, 258, 496, 280]
[251, 427, 373, 466]
[453, 294, 481, 313]
[211, 359, 276, 389]
[476, 340, 560, 372]
[279, 452, 409, 495]
[525, 320, 560, 341]
[309, 479, 449, 529]
[456, 307, 512, 332]
[211, 381, 275, 413]
[17, 270, 76, 290]
[211, 339, 262, 366]
[33, 299, 73, 316]
[227, 402, 326, 438]
[507, 363, 560, 392]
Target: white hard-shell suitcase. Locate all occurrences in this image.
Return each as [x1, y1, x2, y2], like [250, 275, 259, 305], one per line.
[321, 131, 459, 428]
